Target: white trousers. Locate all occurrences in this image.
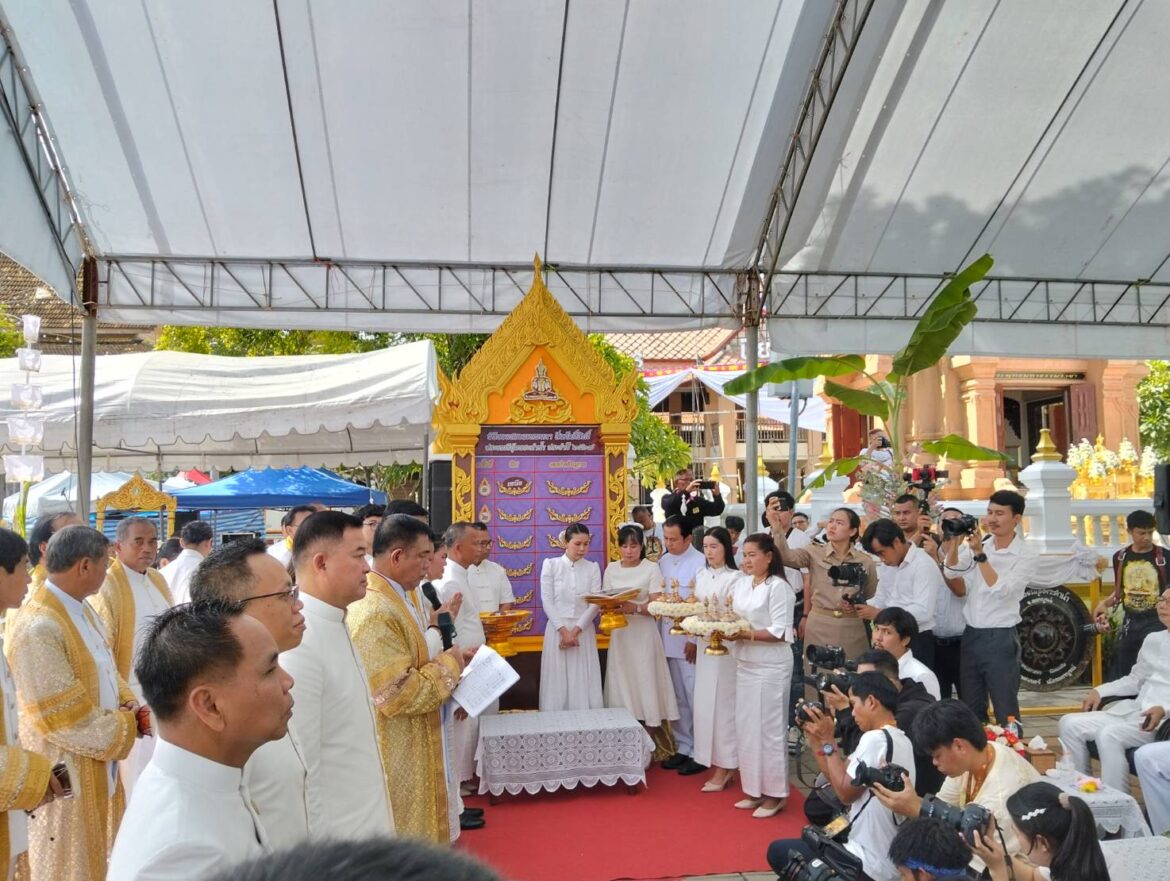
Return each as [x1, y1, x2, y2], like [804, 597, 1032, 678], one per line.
[1135, 741, 1170, 834]
[1058, 704, 1154, 795]
[667, 656, 696, 757]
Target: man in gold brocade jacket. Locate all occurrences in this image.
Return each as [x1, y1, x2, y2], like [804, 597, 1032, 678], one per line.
[9, 526, 140, 881]
[348, 514, 470, 844]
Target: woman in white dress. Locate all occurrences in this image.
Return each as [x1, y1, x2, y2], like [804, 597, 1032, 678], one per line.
[539, 523, 604, 711]
[602, 525, 678, 731]
[724, 531, 795, 819]
[691, 525, 740, 792]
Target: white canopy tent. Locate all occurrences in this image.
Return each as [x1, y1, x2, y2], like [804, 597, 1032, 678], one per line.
[0, 469, 155, 522]
[0, 341, 438, 471]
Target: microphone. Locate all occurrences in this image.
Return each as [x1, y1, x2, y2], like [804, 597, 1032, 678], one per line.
[420, 581, 441, 611]
[436, 612, 456, 650]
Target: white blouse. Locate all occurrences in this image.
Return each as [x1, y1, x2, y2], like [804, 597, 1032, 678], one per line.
[602, 558, 662, 604]
[540, 555, 601, 631]
[694, 565, 739, 608]
[731, 573, 795, 663]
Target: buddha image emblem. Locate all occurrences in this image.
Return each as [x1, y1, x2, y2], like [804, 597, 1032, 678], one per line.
[525, 359, 559, 401]
[478, 477, 491, 497]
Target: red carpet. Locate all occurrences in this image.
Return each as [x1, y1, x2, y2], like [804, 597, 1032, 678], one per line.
[457, 765, 804, 881]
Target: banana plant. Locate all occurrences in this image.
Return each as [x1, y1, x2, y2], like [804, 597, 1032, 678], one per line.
[726, 254, 1008, 512]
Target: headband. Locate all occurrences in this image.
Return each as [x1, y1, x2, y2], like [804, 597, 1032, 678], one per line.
[902, 859, 970, 877]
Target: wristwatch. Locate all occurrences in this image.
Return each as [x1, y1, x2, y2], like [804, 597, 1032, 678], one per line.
[820, 743, 837, 757]
[972, 552, 988, 563]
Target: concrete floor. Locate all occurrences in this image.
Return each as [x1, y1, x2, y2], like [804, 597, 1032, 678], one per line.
[680, 685, 1135, 881]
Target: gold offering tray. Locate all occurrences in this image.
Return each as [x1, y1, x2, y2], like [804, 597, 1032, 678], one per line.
[479, 610, 531, 658]
[647, 600, 705, 636]
[584, 589, 641, 634]
[680, 616, 750, 656]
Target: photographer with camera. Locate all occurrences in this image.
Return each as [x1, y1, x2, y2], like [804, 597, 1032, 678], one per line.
[661, 468, 725, 539]
[968, 782, 1110, 881]
[808, 649, 939, 825]
[771, 507, 877, 660]
[859, 520, 941, 667]
[888, 817, 974, 881]
[861, 429, 894, 468]
[920, 509, 969, 702]
[871, 700, 1040, 870]
[870, 608, 940, 700]
[769, 672, 916, 881]
[941, 491, 1037, 725]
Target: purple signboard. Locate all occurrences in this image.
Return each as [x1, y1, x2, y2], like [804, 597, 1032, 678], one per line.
[475, 426, 606, 641]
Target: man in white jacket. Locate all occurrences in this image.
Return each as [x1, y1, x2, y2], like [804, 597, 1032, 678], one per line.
[1060, 586, 1170, 794]
[281, 511, 395, 839]
[108, 602, 292, 880]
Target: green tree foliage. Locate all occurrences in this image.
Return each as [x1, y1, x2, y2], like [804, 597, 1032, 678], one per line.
[156, 326, 690, 487]
[1138, 361, 1170, 462]
[0, 306, 24, 358]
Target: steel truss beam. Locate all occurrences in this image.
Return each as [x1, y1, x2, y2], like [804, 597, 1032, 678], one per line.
[94, 256, 739, 326]
[749, 0, 874, 318]
[769, 270, 1170, 327]
[0, 16, 89, 298]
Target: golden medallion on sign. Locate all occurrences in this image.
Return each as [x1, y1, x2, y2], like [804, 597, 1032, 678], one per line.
[478, 477, 491, 497]
[478, 504, 491, 523]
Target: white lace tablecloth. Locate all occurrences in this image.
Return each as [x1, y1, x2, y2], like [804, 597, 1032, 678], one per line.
[1045, 769, 1152, 838]
[476, 708, 653, 796]
[1102, 836, 1170, 880]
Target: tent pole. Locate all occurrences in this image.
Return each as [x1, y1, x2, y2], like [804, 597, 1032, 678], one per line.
[77, 257, 97, 518]
[420, 430, 430, 507]
[788, 392, 800, 497]
[744, 323, 759, 533]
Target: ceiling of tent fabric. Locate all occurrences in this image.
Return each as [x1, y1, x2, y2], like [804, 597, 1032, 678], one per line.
[0, 0, 834, 331]
[769, 0, 1170, 356]
[0, 341, 438, 470]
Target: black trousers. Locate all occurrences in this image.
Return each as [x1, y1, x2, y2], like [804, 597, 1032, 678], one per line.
[933, 635, 963, 701]
[788, 600, 805, 726]
[909, 630, 935, 668]
[766, 837, 871, 881]
[960, 626, 1021, 724]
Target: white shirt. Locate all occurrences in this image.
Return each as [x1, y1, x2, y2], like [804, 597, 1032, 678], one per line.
[0, 637, 28, 871]
[123, 567, 173, 697]
[466, 559, 515, 613]
[242, 729, 310, 851]
[539, 555, 600, 632]
[844, 725, 917, 881]
[934, 574, 968, 639]
[267, 541, 292, 567]
[946, 535, 1038, 629]
[107, 738, 268, 881]
[869, 543, 939, 632]
[731, 573, 795, 664]
[50, 582, 118, 712]
[162, 548, 204, 605]
[280, 592, 395, 840]
[784, 526, 812, 598]
[1097, 630, 1170, 713]
[437, 559, 485, 648]
[656, 546, 706, 658]
[897, 649, 941, 699]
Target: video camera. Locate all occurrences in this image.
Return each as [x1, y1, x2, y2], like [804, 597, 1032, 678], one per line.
[920, 793, 993, 846]
[779, 823, 863, 881]
[806, 644, 847, 668]
[827, 563, 867, 590]
[904, 465, 949, 495]
[940, 513, 980, 539]
[850, 761, 909, 792]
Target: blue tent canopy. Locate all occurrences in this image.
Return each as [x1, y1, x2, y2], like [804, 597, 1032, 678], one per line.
[171, 467, 386, 510]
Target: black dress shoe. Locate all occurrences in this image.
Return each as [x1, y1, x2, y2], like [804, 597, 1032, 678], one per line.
[662, 753, 688, 770]
[678, 759, 708, 776]
[462, 807, 484, 818]
[460, 811, 486, 830]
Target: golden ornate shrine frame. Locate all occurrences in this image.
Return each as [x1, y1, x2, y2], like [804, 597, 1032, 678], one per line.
[95, 473, 177, 536]
[433, 255, 638, 565]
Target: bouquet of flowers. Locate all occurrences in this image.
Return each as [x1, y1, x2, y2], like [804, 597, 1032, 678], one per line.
[1066, 438, 1094, 473]
[985, 724, 1027, 756]
[1140, 444, 1159, 478]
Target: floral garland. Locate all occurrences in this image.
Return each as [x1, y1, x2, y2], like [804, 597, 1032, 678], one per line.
[985, 724, 1026, 755]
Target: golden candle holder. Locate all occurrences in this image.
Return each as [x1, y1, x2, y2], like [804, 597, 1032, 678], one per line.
[705, 628, 729, 656]
[478, 610, 531, 658]
[583, 589, 640, 634]
[680, 614, 749, 656]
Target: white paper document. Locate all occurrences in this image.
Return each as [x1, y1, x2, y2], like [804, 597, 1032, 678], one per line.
[452, 646, 519, 717]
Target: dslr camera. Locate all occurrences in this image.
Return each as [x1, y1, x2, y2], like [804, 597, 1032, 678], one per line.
[849, 761, 908, 792]
[794, 698, 827, 726]
[806, 644, 847, 669]
[828, 563, 867, 590]
[920, 793, 993, 846]
[940, 514, 980, 539]
[805, 669, 855, 695]
[780, 823, 863, 881]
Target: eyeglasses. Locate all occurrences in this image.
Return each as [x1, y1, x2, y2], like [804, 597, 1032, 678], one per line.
[241, 586, 300, 605]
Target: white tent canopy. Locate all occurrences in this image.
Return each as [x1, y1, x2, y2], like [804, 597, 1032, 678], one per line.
[1, 470, 155, 521]
[0, 341, 438, 471]
[644, 368, 826, 433]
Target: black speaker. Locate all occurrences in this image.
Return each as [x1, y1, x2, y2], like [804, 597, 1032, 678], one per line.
[427, 460, 453, 535]
[1155, 464, 1170, 535]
